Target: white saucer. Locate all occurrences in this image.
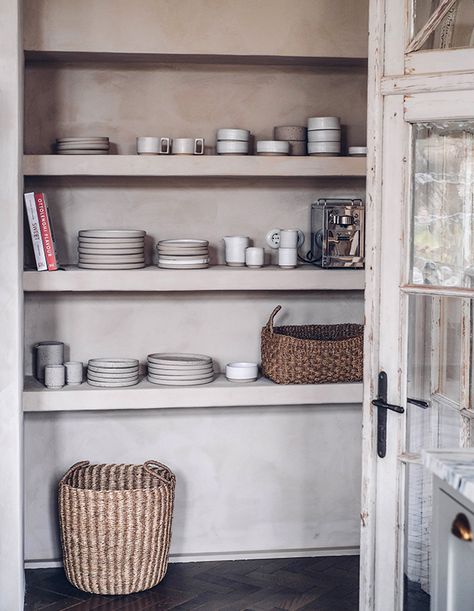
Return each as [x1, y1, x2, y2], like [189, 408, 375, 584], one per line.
[79, 248, 144, 255]
[57, 150, 110, 155]
[57, 143, 109, 150]
[57, 137, 109, 142]
[79, 230, 146, 238]
[79, 237, 145, 244]
[158, 257, 209, 264]
[147, 364, 213, 373]
[88, 366, 139, 375]
[87, 373, 139, 382]
[79, 254, 145, 263]
[158, 239, 208, 247]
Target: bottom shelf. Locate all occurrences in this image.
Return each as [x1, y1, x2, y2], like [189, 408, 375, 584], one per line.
[23, 375, 363, 412]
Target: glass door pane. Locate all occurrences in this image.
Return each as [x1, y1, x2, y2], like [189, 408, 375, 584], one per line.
[413, 0, 474, 50]
[411, 121, 474, 288]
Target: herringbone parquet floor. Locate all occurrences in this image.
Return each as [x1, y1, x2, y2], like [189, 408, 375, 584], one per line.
[25, 556, 360, 611]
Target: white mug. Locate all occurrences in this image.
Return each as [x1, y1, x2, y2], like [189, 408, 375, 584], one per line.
[172, 138, 205, 155]
[224, 236, 250, 267]
[245, 247, 264, 268]
[278, 247, 298, 269]
[136, 136, 160, 155]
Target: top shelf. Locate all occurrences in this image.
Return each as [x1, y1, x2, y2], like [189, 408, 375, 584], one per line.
[23, 155, 367, 178]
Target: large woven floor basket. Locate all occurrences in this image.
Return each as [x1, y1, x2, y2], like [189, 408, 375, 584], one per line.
[59, 460, 176, 595]
[261, 305, 364, 384]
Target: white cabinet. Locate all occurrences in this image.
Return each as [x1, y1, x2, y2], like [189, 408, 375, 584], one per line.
[432, 477, 474, 611]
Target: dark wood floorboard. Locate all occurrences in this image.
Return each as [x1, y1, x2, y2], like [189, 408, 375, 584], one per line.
[25, 557, 360, 611]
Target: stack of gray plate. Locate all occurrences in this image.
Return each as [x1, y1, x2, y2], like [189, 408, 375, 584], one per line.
[157, 239, 209, 270]
[147, 353, 214, 386]
[78, 229, 146, 269]
[55, 137, 110, 155]
[87, 358, 139, 387]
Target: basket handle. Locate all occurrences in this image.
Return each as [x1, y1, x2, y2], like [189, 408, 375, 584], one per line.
[144, 460, 176, 485]
[265, 305, 282, 332]
[60, 460, 89, 484]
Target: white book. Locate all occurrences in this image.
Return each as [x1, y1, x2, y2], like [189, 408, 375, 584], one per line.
[24, 192, 47, 271]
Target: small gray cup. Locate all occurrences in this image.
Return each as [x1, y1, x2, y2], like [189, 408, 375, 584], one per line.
[45, 365, 65, 389]
[65, 361, 83, 385]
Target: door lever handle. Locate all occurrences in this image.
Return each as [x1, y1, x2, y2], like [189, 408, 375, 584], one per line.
[407, 397, 430, 409]
[371, 399, 405, 414]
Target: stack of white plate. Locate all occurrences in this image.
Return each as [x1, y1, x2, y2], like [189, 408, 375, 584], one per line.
[78, 229, 146, 269]
[55, 137, 110, 155]
[307, 117, 341, 156]
[87, 358, 139, 387]
[147, 353, 214, 386]
[216, 128, 250, 155]
[156, 239, 209, 270]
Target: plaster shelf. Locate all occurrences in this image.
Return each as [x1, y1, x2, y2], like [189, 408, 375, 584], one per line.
[23, 375, 363, 412]
[23, 265, 365, 292]
[23, 155, 367, 178]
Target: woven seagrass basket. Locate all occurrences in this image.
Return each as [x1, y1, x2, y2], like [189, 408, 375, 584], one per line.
[261, 305, 363, 384]
[59, 460, 176, 595]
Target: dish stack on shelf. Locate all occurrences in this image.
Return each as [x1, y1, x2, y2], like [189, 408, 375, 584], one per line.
[156, 239, 209, 269]
[307, 117, 341, 156]
[216, 129, 250, 155]
[55, 137, 110, 155]
[86, 358, 140, 387]
[147, 353, 215, 386]
[78, 229, 146, 269]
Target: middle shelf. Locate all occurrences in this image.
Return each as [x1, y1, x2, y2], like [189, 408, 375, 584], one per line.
[23, 375, 364, 412]
[23, 265, 365, 292]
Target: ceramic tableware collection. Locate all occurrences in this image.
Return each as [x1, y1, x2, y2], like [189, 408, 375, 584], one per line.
[216, 128, 250, 155]
[136, 137, 204, 155]
[156, 239, 210, 269]
[307, 117, 341, 156]
[147, 353, 215, 386]
[78, 229, 146, 269]
[55, 137, 110, 155]
[87, 358, 140, 387]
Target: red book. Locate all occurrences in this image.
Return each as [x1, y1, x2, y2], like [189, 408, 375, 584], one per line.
[34, 192, 58, 271]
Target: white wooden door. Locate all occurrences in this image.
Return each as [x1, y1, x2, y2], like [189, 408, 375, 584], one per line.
[361, 1, 474, 609]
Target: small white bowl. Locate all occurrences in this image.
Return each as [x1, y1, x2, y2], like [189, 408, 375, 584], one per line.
[225, 362, 259, 382]
[307, 116, 340, 130]
[217, 140, 249, 155]
[256, 140, 290, 155]
[308, 141, 341, 155]
[136, 136, 160, 154]
[348, 146, 368, 156]
[217, 128, 250, 142]
[308, 129, 341, 142]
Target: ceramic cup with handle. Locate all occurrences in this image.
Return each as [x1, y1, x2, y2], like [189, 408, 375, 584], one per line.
[172, 138, 205, 155]
[224, 236, 250, 267]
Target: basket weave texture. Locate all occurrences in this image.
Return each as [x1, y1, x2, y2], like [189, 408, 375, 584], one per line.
[261, 305, 363, 384]
[59, 460, 176, 595]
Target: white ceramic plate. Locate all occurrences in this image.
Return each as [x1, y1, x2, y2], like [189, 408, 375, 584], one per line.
[87, 379, 139, 388]
[57, 150, 110, 155]
[158, 257, 209, 264]
[256, 140, 290, 154]
[158, 263, 208, 270]
[148, 353, 212, 365]
[147, 366, 214, 376]
[87, 373, 139, 382]
[88, 358, 139, 368]
[158, 239, 209, 247]
[78, 262, 146, 269]
[216, 128, 250, 141]
[79, 254, 145, 263]
[147, 360, 213, 369]
[78, 248, 144, 255]
[57, 137, 109, 142]
[226, 377, 257, 383]
[57, 143, 109, 150]
[87, 366, 139, 375]
[147, 377, 213, 386]
[79, 230, 146, 238]
[158, 251, 209, 257]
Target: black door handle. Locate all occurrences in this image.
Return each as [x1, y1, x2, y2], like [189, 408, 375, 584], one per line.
[407, 397, 430, 409]
[371, 399, 405, 414]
